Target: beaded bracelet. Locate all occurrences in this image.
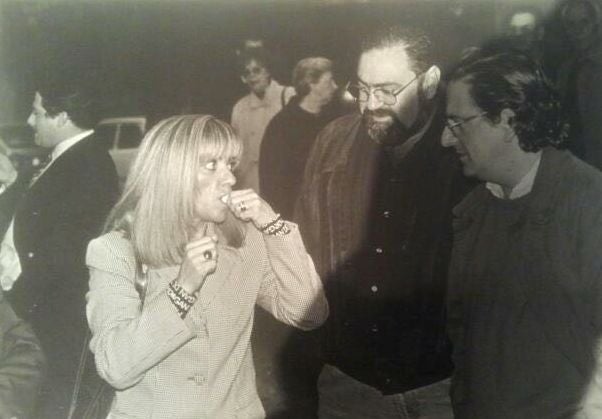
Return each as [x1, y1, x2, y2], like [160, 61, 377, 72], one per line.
[258, 214, 290, 236]
[257, 214, 282, 231]
[167, 280, 197, 319]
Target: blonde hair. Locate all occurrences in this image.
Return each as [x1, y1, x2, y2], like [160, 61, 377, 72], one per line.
[104, 115, 244, 268]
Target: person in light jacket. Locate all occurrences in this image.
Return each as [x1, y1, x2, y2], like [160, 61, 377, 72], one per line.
[85, 114, 328, 419]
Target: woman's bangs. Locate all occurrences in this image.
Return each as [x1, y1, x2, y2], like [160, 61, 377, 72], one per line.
[196, 119, 242, 163]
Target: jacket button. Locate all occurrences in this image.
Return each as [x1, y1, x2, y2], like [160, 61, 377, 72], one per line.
[375, 247, 383, 254]
[370, 285, 378, 293]
[27, 252, 34, 259]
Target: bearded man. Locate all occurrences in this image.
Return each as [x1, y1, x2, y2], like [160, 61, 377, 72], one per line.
[295, 26, 469, 419]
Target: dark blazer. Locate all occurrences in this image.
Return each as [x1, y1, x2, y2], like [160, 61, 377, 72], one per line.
[1, 133, 118, 417]
[447, 148, 602, 418]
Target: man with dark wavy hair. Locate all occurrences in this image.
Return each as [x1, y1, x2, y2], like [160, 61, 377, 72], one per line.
[442, 50, 602, 418]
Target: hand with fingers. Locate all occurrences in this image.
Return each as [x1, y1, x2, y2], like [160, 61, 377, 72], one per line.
[222, 189, 279, 229]
[175, 225, 218, 295]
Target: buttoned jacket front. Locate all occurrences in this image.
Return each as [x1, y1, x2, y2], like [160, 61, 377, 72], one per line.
[294, 109, 467, 393]
[86, 223, 328, 419]
[0, 135, 117, 410]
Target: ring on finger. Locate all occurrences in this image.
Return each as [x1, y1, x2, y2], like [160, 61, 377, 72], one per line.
[203, 250, 212, 260]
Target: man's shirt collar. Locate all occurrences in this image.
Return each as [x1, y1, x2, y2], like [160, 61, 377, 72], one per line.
[51, 129, 94, 161]
[486, 153, 542, 200]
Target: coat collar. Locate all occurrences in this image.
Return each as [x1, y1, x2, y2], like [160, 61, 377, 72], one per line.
[453, 147, 575, 224]
[320, 97, 442, 173]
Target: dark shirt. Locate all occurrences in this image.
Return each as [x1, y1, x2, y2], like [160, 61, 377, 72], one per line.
[260, 97, 343, 219]
[296, 101, 470, 394]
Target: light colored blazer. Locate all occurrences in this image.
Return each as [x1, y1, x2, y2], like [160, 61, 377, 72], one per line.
[86, 223, 328, 419]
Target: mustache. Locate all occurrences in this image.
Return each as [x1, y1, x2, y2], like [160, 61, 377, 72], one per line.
[362, 108, 413, 145]
[363, 109, 399, 121]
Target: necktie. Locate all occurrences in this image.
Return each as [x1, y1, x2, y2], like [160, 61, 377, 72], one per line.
[29, 153, 52, 186]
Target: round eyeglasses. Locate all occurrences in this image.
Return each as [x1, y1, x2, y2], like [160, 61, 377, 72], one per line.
[345, 73, 422, 106]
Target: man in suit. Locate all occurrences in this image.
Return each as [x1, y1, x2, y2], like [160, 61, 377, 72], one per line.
[0, 79, 118, 418]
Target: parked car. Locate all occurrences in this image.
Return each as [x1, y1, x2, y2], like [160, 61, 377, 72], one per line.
[0, 124, 48, 175]
[96, 116, 146, 187]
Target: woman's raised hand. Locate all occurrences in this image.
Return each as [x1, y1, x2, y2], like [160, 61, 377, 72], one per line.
[223, 189, 278, 229]
[176, 224, 218, 295]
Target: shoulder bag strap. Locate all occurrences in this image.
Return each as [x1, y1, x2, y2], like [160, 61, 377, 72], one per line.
[67, 262, 149, 419]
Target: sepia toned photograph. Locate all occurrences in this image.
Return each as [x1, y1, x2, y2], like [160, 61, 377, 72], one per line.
[0, 0, 600, 418]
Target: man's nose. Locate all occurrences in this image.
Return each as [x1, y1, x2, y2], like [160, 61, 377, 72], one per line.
[441, 126, 457, 148]
[365, 91, 383, 111]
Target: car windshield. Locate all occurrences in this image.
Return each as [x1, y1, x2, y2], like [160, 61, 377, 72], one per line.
[0, 126, 35, 148]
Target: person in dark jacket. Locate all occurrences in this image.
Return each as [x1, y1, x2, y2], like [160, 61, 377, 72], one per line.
[0, 77, 119, 418]
[442, 49, 602, 418]
[556, 0, 602, 167]
[295, 25, 469, 418]
[260, 56, 342, 220]
[256, 56, 342, 417]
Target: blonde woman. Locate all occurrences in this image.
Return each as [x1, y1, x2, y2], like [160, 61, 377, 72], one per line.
[85, 115, 328, 419]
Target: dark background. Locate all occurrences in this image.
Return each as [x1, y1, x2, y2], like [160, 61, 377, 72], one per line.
[0, 0, 565, 127]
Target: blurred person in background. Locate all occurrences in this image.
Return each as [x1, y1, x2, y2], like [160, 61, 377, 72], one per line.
[0, 290, 46, 419]
[86, 115, 328, 418]
[505, 6, 545, 64]
[0, 154, 18, 237]
[557, 0, 602, 168]
[256, 56, 343, 417]
[0, 154, 45, 419]
[260, 57, 343, 220]
[231, 44, 295, 193]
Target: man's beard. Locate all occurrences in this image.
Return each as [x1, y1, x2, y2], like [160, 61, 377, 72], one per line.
[362, 109, 411, 146]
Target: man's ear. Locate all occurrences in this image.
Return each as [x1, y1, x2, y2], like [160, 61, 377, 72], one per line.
[422, 65, 441, 100]
[500, 108, 516, 127]
[500, 108, 517, 142]
[56, 111, 70, 127]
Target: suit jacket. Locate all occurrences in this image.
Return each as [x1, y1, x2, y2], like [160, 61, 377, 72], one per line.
[1, 134, 118, 416]
[86, 224, 328, 419]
